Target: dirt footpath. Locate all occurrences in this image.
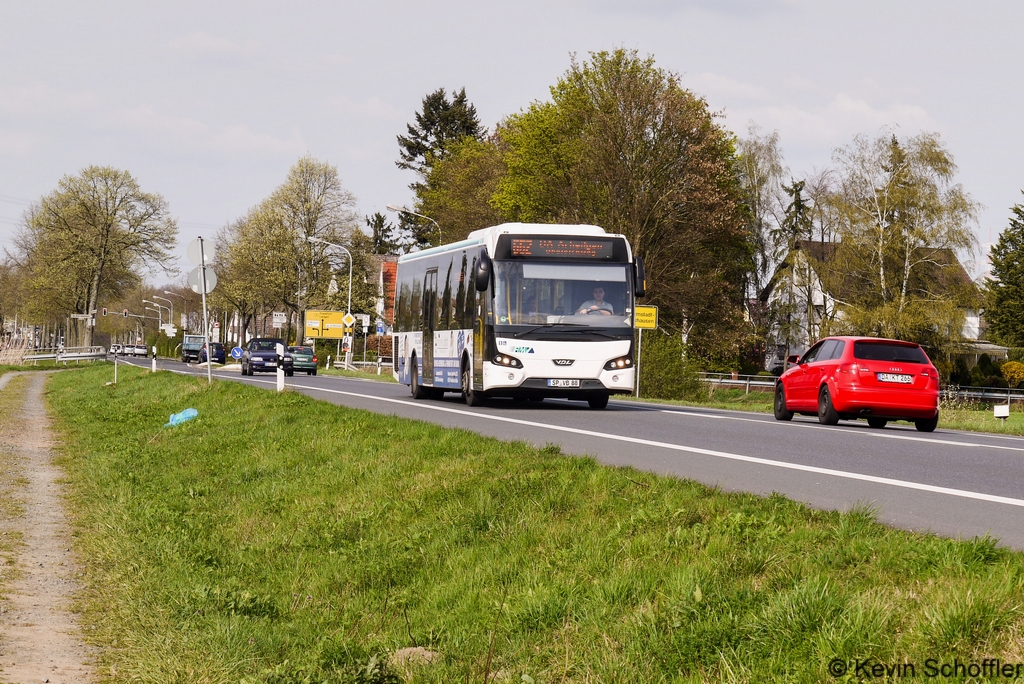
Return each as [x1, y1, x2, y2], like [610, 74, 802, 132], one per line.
[0, 373, 94, 684]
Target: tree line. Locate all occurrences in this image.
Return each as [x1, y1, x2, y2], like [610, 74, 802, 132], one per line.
[4, 48, 1024, 379]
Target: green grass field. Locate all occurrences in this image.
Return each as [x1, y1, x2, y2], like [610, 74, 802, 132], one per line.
[29, 365, 1024, 682]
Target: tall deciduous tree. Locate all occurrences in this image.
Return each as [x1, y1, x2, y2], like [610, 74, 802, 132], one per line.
[493, 49, 749, 364]
[827, 132, 979, 363]
[985, 195, 1024, 346]
[15, 166, 177, 346]
[736, 124, 788, 302]
[416, 135, 505, 244]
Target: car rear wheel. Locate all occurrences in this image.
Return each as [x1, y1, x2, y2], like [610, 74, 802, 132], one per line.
[817, 387, 840, 425]
[867, 417, 888, 429]
[915, 414, 939, 433]
[773, 384, 794, 421]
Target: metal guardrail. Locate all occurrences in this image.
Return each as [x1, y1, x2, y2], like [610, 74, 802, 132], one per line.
[699, 371, 1024, 403]
[943, 386, 1024, 403]
[700, 372, 776, 393]
[23, 346, 107, 363]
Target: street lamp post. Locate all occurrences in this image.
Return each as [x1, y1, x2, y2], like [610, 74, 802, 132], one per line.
[152, 295, 173, 328]
[386, 204, 442, 244]
[143, 302, 165, 326]
[163, 290, 188, 332]
[306, 235, 353, 368]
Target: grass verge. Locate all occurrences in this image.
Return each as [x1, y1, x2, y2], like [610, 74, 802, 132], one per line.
[48, 364, 1024, 682]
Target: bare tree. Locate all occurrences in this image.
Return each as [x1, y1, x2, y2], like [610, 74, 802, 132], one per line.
[13, 167, 177, 346]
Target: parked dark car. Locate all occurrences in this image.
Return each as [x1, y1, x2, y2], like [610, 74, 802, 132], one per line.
[773, 336, 940, 432]
[287, 346, 318, 375]
[241, 338, 293, 376]
[200, 342, 226, 364]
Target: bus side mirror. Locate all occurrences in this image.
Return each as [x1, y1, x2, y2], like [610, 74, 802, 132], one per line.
[634, 256, 646, 298]
[474, 251, 492, 292]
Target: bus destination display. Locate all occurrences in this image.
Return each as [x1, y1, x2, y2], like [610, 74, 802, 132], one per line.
[510, 238, 613, 259]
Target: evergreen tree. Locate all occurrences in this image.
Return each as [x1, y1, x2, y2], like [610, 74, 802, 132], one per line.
[986, 196, 1024, 346]
[365, 212, 407, 255]
[396, 87, 483, 175]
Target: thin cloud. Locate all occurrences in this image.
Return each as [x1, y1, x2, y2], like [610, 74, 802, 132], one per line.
[725, 93, 938, 145]
[331, 95, 404, 121]
[687, 72, 770, 102]
[166, 32, 256, 56]
[0, 84, 98, 113]
[116, 106, 304, 157]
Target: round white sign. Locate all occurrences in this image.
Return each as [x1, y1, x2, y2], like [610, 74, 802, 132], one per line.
[187, 266, 218, 294]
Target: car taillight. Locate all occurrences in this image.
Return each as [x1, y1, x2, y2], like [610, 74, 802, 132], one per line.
[838, 363, 860, 374]
[312, 355, 318, 363]
[921, 368, 937, 378]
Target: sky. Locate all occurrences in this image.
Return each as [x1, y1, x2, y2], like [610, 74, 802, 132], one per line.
[2, 0, 1022, 281]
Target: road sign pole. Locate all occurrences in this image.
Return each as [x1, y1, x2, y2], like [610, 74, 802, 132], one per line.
[636, 329, 642, 398]
[199, 237, 212, 385]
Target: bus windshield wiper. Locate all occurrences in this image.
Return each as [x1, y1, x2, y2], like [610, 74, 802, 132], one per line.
[512, 322, 588, 337]
[513, 325, 620, 339]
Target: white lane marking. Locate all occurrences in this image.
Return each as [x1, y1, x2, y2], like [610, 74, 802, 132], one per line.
[657, 409, 1024, 454]
[225, 378, 1024, 509]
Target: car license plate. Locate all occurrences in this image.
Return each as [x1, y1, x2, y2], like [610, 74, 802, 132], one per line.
[548, 379, 580, 388]
[266, 361, 276, 367]
[877, 373, 912, 384]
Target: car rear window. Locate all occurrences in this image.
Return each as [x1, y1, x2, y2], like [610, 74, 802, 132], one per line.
[853, 341, 928, 363]
[289, 347, 313, 354]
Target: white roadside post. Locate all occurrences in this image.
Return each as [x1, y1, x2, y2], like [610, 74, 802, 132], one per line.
[151, 347, 156, 373]
[276, 342, 285, 392]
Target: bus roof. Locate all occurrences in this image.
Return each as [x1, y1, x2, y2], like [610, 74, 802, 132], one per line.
[398, 223, 625, 264]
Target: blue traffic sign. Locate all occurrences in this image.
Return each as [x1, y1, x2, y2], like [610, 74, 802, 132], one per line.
[230, 346, 243, 359]
[376, 321, 385, 335]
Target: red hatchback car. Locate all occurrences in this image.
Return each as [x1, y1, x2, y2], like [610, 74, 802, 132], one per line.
[774, 336, 940, 432]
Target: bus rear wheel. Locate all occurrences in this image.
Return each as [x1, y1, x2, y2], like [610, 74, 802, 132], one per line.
[462, 361, 486, 407]
[411, 355, 429, 399]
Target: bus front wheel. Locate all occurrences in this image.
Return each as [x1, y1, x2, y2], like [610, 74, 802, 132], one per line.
[462, 361, 486, 407]
[587, 393, 610, 410]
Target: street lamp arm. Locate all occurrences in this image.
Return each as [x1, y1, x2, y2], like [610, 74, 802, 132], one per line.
[386, 204, 441, 243]
[305, 236, 354, 315]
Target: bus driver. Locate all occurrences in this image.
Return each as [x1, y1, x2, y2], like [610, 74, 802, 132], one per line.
[576, 286, 614, 315]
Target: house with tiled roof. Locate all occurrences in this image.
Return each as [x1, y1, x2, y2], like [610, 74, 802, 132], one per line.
[758, 240, 997, 372]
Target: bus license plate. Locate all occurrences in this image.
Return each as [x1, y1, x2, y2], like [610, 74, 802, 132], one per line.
[877, 373, 912, 384]
[548, 379, 580, 388]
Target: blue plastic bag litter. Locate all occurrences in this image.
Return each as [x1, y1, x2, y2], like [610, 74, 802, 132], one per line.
[165, 408, 198, 427]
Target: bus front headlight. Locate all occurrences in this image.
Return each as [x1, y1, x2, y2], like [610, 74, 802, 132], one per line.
[493, 355, 523, 369]
[604, 356, 633, 371]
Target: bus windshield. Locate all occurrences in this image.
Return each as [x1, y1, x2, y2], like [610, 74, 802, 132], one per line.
[493, 261, 633, 327]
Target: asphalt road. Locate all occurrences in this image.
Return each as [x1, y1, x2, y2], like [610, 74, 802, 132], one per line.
[121, 356, 1024, 549]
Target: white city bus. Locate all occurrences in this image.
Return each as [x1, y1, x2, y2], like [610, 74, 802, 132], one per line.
[393, 223, 646, 409]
